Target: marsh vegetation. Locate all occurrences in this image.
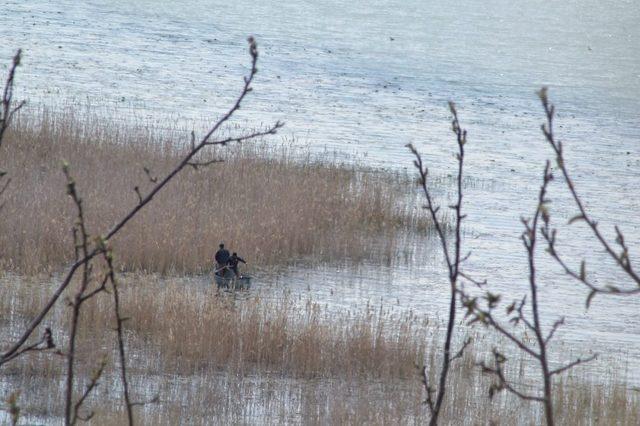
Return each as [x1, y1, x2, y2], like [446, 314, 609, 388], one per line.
[0, 108, 429, 275]
[1, 37, 639, 425]
[1, 276, 639, 425]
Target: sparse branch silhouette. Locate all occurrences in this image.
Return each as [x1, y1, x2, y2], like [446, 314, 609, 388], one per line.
[0, 50, 24, 148]
[0, 50, 25, 209]
[537, 87, 640, 306]
[458, 95, 599, 425]
[0, 37, 282, 425]
[407, 101, 469, 426]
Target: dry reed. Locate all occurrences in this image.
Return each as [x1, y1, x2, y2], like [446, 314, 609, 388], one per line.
[78, 275, 430, 379]
[0, 108, 428, 274]
[1, 276, 639, 425]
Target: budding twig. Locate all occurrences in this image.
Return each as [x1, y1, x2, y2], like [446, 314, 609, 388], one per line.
[407, 101, 468, 426]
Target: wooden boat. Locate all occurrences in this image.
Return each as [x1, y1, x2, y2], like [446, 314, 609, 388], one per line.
[214, 268, 252, 290]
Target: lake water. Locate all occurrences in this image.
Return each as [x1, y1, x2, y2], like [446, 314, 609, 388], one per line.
[2, 0, 640, 383]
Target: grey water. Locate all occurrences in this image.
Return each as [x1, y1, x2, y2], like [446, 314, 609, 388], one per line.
[2, 0, 640, 383]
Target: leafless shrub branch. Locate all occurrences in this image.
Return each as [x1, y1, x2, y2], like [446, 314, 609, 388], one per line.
[451, 337, 472, 362]
[549, 354, 597, 376]
[0, 37, 281, 426]
[106, 250, 134, 425]
[479, 349, 545, 402]
[461, 160, 595, 426]
[0, 36, 280, 367]
[72, 358, 107, 425]
[419, 366, 436, 413]
[61, 160, 98, 425]
[0, 328, 55, 366]
[407, 101, 467, 425]
[537, 87, 640, 306]
[0, 50, 25, 148]
[0, 50, 25, 211]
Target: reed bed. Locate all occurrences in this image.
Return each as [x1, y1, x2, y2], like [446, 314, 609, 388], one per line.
[1, 275, 639, 424]
[0, 108, 428, 274]
[104, 276, 428, 379]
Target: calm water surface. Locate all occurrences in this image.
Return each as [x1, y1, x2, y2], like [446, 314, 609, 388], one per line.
[1, 0, 639, 382]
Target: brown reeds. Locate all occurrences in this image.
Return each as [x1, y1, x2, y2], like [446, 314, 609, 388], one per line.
[83, 275, 429, 379]
[0, 108, 427, 275]
[1, 275, 638, 425]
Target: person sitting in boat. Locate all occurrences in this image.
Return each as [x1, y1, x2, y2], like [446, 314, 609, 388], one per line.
[214, 243, 230, 276]
[227, 252, 246, 277]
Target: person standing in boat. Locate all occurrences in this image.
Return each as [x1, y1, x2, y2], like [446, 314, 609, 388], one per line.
[214, 243, 230, 276]
[227, 252, 246, 277]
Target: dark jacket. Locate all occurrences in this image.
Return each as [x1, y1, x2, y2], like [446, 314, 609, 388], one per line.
[215, 248, 230, 265]
[227, 254, 246, 269]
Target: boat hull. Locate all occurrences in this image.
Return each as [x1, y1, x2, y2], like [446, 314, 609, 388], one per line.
[214, 269, 252, 290]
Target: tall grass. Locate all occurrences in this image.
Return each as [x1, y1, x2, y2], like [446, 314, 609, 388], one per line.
[1, 275, 638, 425]
[0, 108, 428, 274]
[89, 275, 429, 378]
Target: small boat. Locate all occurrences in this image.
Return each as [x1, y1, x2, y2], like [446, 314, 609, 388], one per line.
[214, 268, 252, 290]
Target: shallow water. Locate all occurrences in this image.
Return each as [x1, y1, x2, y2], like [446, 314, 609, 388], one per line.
[2, 0, 640, 386]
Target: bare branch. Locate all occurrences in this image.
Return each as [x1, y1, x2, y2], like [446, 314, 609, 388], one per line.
[1, 37, 281, 368]
[407, 101, 467, 426]
[460, 160, 562, 425]
[105, 250, 134, 425]
[0, 50, 25, 206]
[62, 161, 95, 426]
[538, 87, 640, 293]
[545, 317, 565, 345]
[72, 359, 106, 425]
[479, 349, 545, 402]
[451, 337, 472, 362]
[79, 272, 110, 303]
[459, 271, 486, 288]
[187, 158, 224, 170]
[0, 328, 56, 365]
[419, 365, 435, 414]
[0, 49, 24, 148]
[458, 290, 540, 359]
[129, 394, 160, 408]
[549, 354, 597, 376]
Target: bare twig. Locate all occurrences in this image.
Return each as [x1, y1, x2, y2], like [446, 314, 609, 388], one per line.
[105, 250, 134, 425]
[187, 158, 224, 169]
[0, 37, 281, 426]
[0, 37, 282, 369]
[459, 291, 540, 359]
[143, 166, 158, 183]
[451, 337, 472, 362]
[522, 161, 555, 425]
[538, 87, 640, 302]
[545, 317, 565, 345]
[72, 359, 106, 425]
[459, 271, 487, 288]
[0, 328, 55, 365]
[407, 101, 467, 426]
[62, 161, 94, 426]
[549, 354, 597, 376]
[420, 366, 436, 413]
[479, 349, 545, 402]
[460, 159, 597, 426]
[0, 49, 25, 148]
[0, 50, 25, 208]
[129, 395, 160, 407]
